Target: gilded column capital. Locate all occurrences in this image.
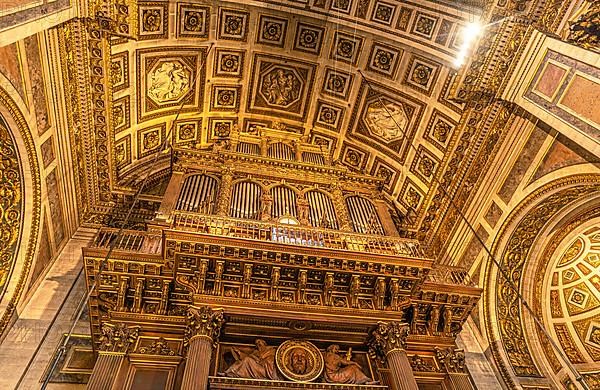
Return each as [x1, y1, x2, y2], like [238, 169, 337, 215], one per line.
[434, 346, 466, 373]
[185, 306, 225, 344]
[368, 321, 410, 359]
[98, 322, 140, 354]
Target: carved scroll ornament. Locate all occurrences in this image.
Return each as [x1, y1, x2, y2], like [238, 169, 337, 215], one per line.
[567, 1, 600, 52]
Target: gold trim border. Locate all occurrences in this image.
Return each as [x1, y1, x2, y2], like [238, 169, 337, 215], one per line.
[0, 87, 42, 338]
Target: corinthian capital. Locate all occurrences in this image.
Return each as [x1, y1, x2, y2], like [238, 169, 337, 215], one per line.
[368, 321, 410, 360]
[98, 322, 140, 353]
[185, 306, 225, 343]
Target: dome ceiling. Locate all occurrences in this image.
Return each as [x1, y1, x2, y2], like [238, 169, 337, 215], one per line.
[108, 0, 482, 234]
[543, 226, 600, 366]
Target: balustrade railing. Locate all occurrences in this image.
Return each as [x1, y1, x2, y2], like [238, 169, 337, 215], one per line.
[91, 228, 162, 255]
[171, 211, 425, 258]
[426, 265, 475, 287]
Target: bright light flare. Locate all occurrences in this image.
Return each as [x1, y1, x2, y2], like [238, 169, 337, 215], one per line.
[453, 21, 483, 68]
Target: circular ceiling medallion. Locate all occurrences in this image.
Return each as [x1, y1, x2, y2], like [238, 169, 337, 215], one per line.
[275, 339, 324, 382]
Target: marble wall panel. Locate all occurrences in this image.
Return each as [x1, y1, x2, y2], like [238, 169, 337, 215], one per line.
[24, 35, 50, 135]
[46, 169, 65, 248]
[0, 43, 25, 102]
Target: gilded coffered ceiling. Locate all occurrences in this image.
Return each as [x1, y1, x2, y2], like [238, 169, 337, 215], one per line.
[59, 0, 575, 245]
[102, 0, 484, 234]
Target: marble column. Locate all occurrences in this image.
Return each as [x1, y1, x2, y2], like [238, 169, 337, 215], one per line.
[369, 321, 418, 390]
[215, 167, 233, 216]
[88, 322, 140, 390]
[180, 306, 225, 390]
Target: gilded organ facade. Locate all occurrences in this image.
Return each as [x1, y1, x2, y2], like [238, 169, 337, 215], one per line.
[82, 131, 481, 388]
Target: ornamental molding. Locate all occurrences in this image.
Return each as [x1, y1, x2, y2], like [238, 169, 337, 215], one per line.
[0, 88, 42, 339]
[483, 175, 600, 388]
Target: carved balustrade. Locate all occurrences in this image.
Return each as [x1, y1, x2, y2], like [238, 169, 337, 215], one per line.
[91, 227, 162, 255]
[170, 211, 424, 258]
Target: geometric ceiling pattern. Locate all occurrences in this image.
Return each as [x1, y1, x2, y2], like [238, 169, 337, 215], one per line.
[544, 226, 600, 365]
[110, 0, 473, 234]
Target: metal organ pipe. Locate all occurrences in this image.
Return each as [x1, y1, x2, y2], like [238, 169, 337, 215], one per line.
[305, 190, 338, 229]
[301, 151, 325, 165]
[271, 186, 298, 218]
[345, 195, 385, 235]
[175, 174, 219, 214]
[236, 142, 260, 155]
[267, 142, 295, 161]
[229, 181, 262, 220]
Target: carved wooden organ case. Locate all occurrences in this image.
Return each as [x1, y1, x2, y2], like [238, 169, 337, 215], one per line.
[83, 128, 481, 389]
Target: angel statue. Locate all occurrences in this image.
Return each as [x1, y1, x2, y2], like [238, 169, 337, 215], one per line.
[218, 339, 280, 380]
[322, 345, 378, 384]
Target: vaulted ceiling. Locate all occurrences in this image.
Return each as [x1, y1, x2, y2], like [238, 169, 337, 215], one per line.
[61, 0, 577, 251]
[106, 0, 484, 235]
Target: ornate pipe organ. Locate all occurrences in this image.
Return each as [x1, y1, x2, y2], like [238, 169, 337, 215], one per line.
[83, 128, 481, 389]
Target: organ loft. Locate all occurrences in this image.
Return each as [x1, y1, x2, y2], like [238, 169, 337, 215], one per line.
[1, 0, 599, 389]
[82, 127, 481, 389]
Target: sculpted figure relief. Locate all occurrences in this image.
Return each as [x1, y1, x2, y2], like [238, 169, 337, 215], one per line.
[147, 61, 190, 103]
[322, 345, 377, 385]
[219, 339, 280, 380]
[261, 191, 273, 221]
[363, 101, 407, 142]
[261, 69, 300, 106]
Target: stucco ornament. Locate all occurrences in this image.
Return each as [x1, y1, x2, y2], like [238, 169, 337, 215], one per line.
[147, 61, 191, 104]
[260, 67, 301, 107]
[363, 100, 408, 142]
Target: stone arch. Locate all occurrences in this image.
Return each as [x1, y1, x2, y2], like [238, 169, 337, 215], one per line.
[0, 86, 41, 338]
[483, 173, 600, 388]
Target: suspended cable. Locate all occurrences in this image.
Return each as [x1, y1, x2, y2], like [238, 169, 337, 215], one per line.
[357, 69, 591, 390]
[40, 30, 214, 388]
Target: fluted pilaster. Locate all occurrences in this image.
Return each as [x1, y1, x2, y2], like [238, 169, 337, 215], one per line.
[88, 322, 140, 390]
[387, 349, 418, 390]
[180, 336, 213, 390]
[448, 373, 476, 389]
[87, 353, 126, 390]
